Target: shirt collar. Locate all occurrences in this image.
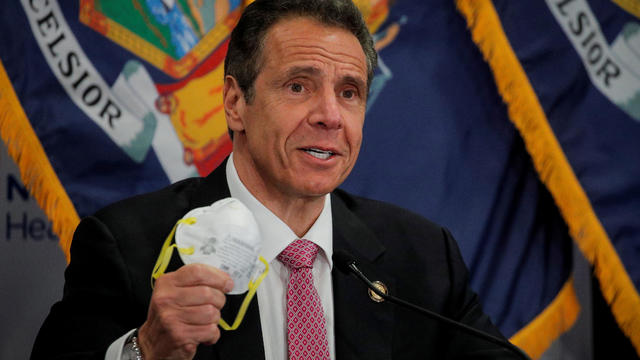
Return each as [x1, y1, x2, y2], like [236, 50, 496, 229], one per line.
[225, 153, 333, 268]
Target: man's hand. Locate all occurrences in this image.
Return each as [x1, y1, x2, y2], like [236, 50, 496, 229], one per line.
[138, 263, 234, 360]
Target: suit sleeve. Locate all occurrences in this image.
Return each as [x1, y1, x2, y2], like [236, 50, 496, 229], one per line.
[31, 216, 146, 360]
[441, 227, 524, 359]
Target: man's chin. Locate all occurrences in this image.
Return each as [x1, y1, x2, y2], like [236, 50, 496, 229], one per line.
[296, 179, 344, 198]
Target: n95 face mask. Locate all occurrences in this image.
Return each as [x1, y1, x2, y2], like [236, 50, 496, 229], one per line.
[151, 198, 269, 331]
[175, 197, 262, 295]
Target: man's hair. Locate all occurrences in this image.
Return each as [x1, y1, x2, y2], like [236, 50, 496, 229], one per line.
[224, 0, 378, 103]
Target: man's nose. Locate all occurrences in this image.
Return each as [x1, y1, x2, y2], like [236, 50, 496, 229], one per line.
[309, 88, 342, 129]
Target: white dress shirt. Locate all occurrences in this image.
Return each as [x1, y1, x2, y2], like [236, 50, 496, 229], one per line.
[106, 153, 335, 360]
[226, 153, 335, 360]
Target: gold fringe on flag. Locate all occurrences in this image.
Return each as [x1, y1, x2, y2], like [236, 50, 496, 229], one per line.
[612, 0, 640, 20]
[510, 277, 580, 359]
[456, 0, 640, 357]
[0, 60, 78, 263]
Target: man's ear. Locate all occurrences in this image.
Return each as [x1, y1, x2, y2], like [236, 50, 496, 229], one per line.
[223, 75, 246, 133]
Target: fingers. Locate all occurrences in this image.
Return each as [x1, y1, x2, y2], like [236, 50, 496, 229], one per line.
[153, 264, 232, 307]
[173, 263, 234, 292]
[138, 264, 234, 359]
[178, 304, 221, 325]
[173, 285, 227, 309]
[182, 323, 221, 345]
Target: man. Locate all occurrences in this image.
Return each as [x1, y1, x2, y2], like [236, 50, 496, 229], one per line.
[32, 0, 521, 359]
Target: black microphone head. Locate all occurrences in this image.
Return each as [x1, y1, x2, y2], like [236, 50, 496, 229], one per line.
[333, 249, 356, 274]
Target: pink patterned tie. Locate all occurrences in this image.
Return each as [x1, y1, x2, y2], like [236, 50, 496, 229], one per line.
[277, 239, 331, 360]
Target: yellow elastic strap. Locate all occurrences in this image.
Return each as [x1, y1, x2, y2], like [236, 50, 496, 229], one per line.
[150, 217, 197, 288]
[219, 255, 270, 331]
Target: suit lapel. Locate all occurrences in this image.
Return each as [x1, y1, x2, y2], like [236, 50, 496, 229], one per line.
[191, 293, 264, 360]
[207, 292, 265, 359]
[188, 159, 232, 209]
[331, 193, 395, 360]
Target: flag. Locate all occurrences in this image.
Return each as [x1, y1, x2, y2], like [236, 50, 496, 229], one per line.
[455, 0, 640, 355]
[4, 0, 631, 358]
[343, 1, 576, 357]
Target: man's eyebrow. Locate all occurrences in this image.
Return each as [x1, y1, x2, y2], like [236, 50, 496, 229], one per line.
[341, 75, 366, 90]
[281, 66, 366, 90]
[284, 66, 321, 78]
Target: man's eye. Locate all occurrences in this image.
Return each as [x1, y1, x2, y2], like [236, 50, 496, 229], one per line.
[342, 89, 356, 99]
[290, 83, 303, 92]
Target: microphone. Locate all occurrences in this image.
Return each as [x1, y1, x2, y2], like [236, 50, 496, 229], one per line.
[333, 250, 531, 360]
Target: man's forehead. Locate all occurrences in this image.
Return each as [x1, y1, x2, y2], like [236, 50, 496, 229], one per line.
[261, 17, 367, 75]
[265, 17, 361, 52]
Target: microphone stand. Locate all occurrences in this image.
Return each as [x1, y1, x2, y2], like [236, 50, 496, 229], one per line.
[341, 256, 531, 360]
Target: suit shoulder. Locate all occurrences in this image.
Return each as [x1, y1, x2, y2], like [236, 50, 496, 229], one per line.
[93, 177, 204, 226]
[332, 188, 443, 233]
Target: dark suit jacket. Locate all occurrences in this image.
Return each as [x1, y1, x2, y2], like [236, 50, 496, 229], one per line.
[32, 162, 518, 359]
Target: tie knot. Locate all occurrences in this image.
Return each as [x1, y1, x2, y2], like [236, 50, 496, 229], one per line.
[277, 239, 318, 269]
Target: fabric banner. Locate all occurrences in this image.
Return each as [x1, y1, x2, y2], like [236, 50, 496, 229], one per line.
[456, 0, 640, 356]
[0, 1, 601, 358]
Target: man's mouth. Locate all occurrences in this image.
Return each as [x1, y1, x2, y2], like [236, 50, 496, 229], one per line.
[303, 148, 335, 160]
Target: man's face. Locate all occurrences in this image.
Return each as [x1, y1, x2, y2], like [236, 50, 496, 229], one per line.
[227, 17, 368, 202]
